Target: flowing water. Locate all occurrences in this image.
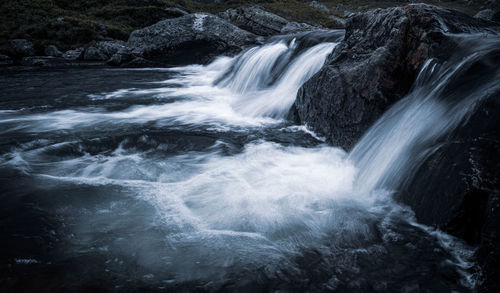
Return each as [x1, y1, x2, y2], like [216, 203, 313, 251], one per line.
[1, 31, 498, 292]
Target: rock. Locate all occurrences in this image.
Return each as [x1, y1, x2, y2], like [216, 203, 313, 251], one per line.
[0, 54, 13, 66]
[95, 40, 127, 59]
[290, 4, 499, 150]
[83, 46, 107, 61]
[309, 1, 330, 13]
[107, 47, 138, 66]
[218, 6, 289, 36]
[474, 9, 496, 21]
[123, 13, 257, 65]
[290, 4, 500, 291]
[164, 7, 189, 17]
[44, 45, 62, 57]
[402, 89, 500, 292]
[9, 39, 35, 57]
[280, 22, 319, 34]
[62, 48, 84, 60]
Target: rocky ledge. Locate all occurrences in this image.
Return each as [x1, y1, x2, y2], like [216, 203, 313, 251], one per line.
[289, 4, 499, 291]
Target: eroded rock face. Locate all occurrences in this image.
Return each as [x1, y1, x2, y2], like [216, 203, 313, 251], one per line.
[114, 13, 257, 66]
[290, 4, 498, 150]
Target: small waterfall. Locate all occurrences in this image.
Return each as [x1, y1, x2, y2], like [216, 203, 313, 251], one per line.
[349, 34, 500, 193]
[213, 30, 343, 118]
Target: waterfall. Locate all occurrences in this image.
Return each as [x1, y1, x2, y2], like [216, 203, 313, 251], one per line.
[349, 34, 500, 193]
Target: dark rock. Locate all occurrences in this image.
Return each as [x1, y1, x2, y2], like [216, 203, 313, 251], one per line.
[9, 39, 35, 57]
[83, 46, 106, 61]
[290, 4, 499, 150]
[281, 22, 319, 34]
[401, 91, 500, 292]
[44, 45, 62, 57]
[474, 9, 496, 21]
[290, 4, 500, 291]
[120, 13, 256, 66]
[62, 48, 84, 60]
[95, 40, 127, 59]
[107, 47, 137, 66]
[218, 6, 289, 36]
[0, 54, 13, 66]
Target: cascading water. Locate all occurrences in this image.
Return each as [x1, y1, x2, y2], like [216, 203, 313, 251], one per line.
[0, 30, 497, 292]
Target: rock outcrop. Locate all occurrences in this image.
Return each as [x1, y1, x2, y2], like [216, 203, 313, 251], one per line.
[290, 4, 498, 150]
[290, 4, 500, 291]
[110, 13, 257, 66]
[218, 6, 318, 36]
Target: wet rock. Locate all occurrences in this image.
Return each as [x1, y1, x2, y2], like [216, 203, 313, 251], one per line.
[44, 45, 62, 57]
[290, 4, 499, 291]
[83, 46, 106, 61]
[309, 1, 330, 13]
[218, 6, 289, 36]
[402, 90, 500, 292]
[9, 39, 35, 57]
[290, 4, 499, 150]
[474, 9, 496, 21]
[62, 48, 84, 60]
[121, 13, 256, 66]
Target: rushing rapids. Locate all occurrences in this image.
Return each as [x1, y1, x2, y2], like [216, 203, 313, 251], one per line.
[0, 30, 498, 292]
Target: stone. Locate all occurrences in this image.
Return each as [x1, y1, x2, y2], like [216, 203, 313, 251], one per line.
[95, 40, 127, 59]
[9, 39, 35, 57]
[62, 48, 84, 60]
[474, 9, 496, 21]
[121, 13, 256, 66]
[83, 46, 107, 61]
[44, 45, 62, 57]
[218, 6, 289, 36]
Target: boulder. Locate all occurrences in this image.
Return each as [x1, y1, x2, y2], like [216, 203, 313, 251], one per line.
[290, 4, 498, 150]
[9, 39, 35, 57]
[474, 9, 496, 21]
[62, 48, 84, 60]
[218, 6, 289, 36]
[402, 90, 500, 292]
[116, 13, 257, 66]
[280, 22, 319, 34]
[289, 4, 500, 291]
[83, 46, 107, 61]
[44, 45, 62, 57]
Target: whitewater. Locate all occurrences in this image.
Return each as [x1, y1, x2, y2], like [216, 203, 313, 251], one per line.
[1, 30, 497, 291]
